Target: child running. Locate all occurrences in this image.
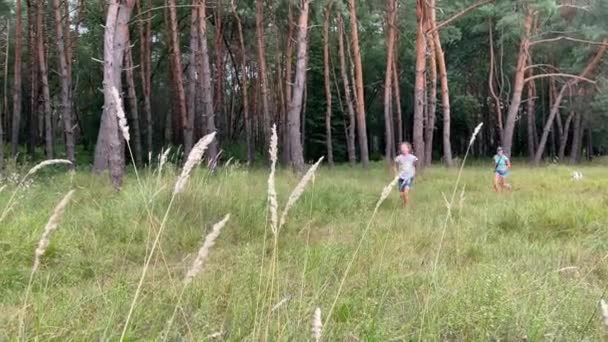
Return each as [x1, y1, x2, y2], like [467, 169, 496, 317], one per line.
[393, 142, 418, 207]
[493, 146, 512, 192]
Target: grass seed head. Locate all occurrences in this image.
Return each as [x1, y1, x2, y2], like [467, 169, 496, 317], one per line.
[184, 214, 230, 285]
[174, 132, 217, 195]
[312, 307, 323, 342]
[268, 124, 279, 235]
[26, 159, 72, 177]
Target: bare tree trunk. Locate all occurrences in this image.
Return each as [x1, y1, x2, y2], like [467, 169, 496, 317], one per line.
[533, 42, 606, 164]
[502, 13, 533, 157]
[526, 77, 536, 162]
[558, 111, 574, 161]
[412, 0, 426, 163]
[93, 0, 135, 189]
[255, 0, 271, 144]
[26, 1, 39, 156]
[52, 0, 75, 165]
[214, 3, 226, 134]
[569, 111, 581, 163]
[392, 53, 403, 146]
[337, 15, 356, 166]
[430, 0, 452, 166]
[488, 18, 503, 145]
[323, 0, 334, 166]
[167, 0, 192, 155]
[1, 19, 8, 167]
[198, 0, 218, 160]
[383, 0, 396, 161]
[348, 0, 370, 167]
[36, 0, 52, 159]
[11, 0, 23, 157]
[288, 0, 311, 171]
[137, 0, 153, 156]
[187, 0, 200, 144]
[425, 34, 437, 166]
[231, 0, 253, 165]
[282, 2, 294, 164]
[124, 39, 143, 165]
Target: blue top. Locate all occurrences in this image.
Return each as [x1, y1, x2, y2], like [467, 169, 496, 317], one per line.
[493, 155, 509, 172]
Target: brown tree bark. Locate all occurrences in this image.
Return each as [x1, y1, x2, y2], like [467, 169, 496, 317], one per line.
[412, 0, 427, 163]
[425, 34, 437, 166]
[348, 0, 370, 167]
[430, 0, 453, 166]
[1, 18, 8, 167]
[526, 64, 536, 162]
[558, 111, 575, 161]
[569, 111, 582, 163]
[11, 0, 23, 157]
[26, 0, 38, 156]
[36, 0, 52, 159]
[124, 39, 143, 165]
[93, 0, 135, 189]
[52, 0, 75, 165]
[323, 0, 334, 166]
[282, 2, 294, 164]
[214, 3, 226, 133]
[187, 0, 200, 144]
[197, 0, 219, 159]
[502, 12, 533, 157]
[337, 14, 356, 166]
[533, 41, 606, 164]
[488, 19, 503, 145]
[231, 0, 253, 164]
[392, 51, 403, 145]
[383, 0, 396, 161]
[255, 0, 271, 144]
[137, 0, 153, 156]
[167, 0, 192, 155]
[287, 0, 311, 171]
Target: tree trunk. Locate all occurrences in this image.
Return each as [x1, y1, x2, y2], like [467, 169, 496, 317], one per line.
[0, 18, 8, 167]
[348, 0, 370, 167]
[26, 0, 39, 156]
[502, 13, 533, 157]
[558, 111, 575, 161]
[430, 0, 452, 166]
[488, 18, 503, 145]
[412, 0, 426, 163]
[231, 0, 253, 165]
[569, 111, 581, 163]
[198, 0, 219, 160]
[425, 35, 437, 166]
[93, 0, 135, 189]
[137, 0, 153, 156]
[337, 14, 356, 166]
[52, 0, 75, 165]
[11, 0, 23, 157]
[533, 41, 606, 164]
[287, 0, 311, 172]
[323, 0, 334, 166]
[282, 2, 294, 164]
[187, 0, 200, 144]
[383, 0, 396, 161]
[392, 53, 403, 146]
[167, 0, 192, 155]
[526, 78, 536, 162]
[36, 0, 52, 159]
[255, 0, 271, 144]
[214, 3, 225, 135]
[124, 39, 143, 165]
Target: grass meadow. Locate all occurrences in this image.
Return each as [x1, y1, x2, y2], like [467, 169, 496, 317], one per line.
[1, 157, 608, 340]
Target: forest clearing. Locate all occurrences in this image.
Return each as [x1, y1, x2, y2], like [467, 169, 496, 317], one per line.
[1, 157, 608, 340]
[1, 0, 608, 339]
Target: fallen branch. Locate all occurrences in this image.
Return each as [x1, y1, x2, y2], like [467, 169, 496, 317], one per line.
[530, 36, 608, 47]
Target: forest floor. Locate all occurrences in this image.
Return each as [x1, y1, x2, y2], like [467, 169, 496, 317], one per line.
[1, 161, 608, 340]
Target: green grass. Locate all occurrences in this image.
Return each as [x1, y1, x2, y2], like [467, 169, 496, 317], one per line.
[1, 162, 608, 340]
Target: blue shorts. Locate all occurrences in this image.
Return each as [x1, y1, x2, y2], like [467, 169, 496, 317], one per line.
[397, 177, 414, 192]
[495, 169, 508, 177]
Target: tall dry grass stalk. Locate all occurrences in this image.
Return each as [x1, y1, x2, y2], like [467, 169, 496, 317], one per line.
[312, 307, 323, 342]
[121, 132, 216, 341]
[268, 125, 279, 234]
[278, 157, 324, 231]
[158, 147, 172, 176]
[419, 122, 483, 335]
[111, 87, 130, 142]
[1, 159, 72, 223]
[174, 132, 217, 195]
[19, 190, 75, 339]
[325, 176, 398, 327]
[184, 214, 230, 284]
[163, 215, 231, 340]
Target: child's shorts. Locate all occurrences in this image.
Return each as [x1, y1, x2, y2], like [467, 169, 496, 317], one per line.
[398, 177, 414, 192]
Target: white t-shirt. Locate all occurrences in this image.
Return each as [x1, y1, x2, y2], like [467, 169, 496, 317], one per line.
[395, 154, 418, 179]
